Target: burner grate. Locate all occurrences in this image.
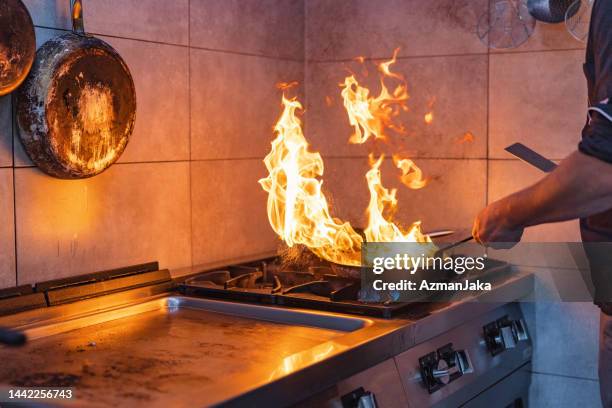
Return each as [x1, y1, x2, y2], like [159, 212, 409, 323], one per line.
[178, 257, 512, 318]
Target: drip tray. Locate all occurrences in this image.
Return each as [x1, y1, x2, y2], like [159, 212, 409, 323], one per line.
[0, 296, 374, 407]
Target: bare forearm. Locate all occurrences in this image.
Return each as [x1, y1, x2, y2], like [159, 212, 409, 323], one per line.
[502, 151, 612, 229]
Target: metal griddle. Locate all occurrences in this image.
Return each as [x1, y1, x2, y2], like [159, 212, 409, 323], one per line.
[0, 293, 391, 408]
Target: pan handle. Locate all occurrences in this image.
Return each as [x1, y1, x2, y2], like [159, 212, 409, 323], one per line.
[71, 0, 85, 34]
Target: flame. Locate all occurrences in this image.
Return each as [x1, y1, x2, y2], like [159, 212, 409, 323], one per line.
[259, 96, 362, 266]
[393, 155, 427, 190]
[276, 81, 299, 91]
[457, 131, 474, 143]
[340, 48, 408, 145]
[260, 49, 438, 267]
[364, 155, 431, 244]
[424, 96, 436, 125]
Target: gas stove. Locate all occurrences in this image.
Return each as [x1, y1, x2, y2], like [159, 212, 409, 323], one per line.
[0, 258, 534, 407]
[178, 256, 513, 318]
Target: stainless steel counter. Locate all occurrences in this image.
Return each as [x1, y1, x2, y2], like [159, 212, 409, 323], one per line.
[0, 270, 533, 407]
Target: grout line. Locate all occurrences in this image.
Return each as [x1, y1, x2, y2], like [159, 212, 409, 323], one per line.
[489, 47, 586, 56]
[11, 94, 18, 286]
[34, 25, 304, 62]
[188, 0, 194, 269]
[309, 51, 489, 64]
[190, 157, 265, 163]
[115, 159, 189, 165]
[322, 156, 490, 161]
[528, 370, 599, 382]
[306, 47, 585, 64]
[485, 16, 491, 206]
[488, 157, 565, 161]
[176, 46, 302, 63]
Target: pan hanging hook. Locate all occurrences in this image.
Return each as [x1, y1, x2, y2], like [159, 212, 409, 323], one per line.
[71, 0, 85, 34]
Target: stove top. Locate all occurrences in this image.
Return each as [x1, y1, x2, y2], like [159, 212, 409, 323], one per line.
[178, 257, 512, 318]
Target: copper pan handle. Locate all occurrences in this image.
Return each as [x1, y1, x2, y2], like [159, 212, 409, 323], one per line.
[71, 0, 85, 34]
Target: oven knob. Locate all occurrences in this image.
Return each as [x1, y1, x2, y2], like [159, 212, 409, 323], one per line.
[357, 392, 377, 408]
[419, 344, 473, 394]
[484, 317, 529, 356]
[432, 359, 453, 384]
[340, 387, 378, 408]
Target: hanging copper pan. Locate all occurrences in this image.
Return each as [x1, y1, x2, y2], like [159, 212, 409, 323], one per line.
[16, 0, 136, 179]
[0, 0, 35, 95]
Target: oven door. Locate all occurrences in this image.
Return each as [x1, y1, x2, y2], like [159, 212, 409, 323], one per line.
[460, 363, 531, 408]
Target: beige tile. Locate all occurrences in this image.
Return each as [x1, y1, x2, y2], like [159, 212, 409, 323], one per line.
[101, 37, 190, 163]
[529, 372, 601, 408]
[0, 96, 11, 167]
[191, 159, 279, 266]
[190, 0, 304, 59]
[0, 169, 16, 288]
[190, 50, 304, 160]
[21, 0, 70, 30]
[15, 162, 191, 284]
[489, 50, 587, 160]
[488, 160, 581, 242]
[493, 19, 586, 53]
[23, 0, 189, 45]
[305, 0, 488, 61]
[305, 55, 487, 159]
[525, 301, 599, 380]
[321, 158, 486, 233]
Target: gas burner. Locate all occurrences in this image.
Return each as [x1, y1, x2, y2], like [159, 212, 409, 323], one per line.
[179, 257, 512, 318]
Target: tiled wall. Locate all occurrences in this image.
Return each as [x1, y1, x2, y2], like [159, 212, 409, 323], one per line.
[0, 0, 304, 285]
[303, 1, 599, 407]
[0, 1, 603, 405]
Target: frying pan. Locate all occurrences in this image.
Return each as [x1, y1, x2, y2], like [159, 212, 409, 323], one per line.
[16, 0, 136, 179]
[0, 0, 35, 95]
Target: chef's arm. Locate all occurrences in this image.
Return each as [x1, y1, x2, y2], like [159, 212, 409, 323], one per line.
[503, 150, 612, 229]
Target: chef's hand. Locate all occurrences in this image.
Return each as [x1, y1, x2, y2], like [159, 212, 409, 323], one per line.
[472, 199, 524, 249]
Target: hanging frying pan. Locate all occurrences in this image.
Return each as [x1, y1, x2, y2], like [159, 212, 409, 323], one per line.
[0, 0, 35, 95]
[16, 0, 136, 179]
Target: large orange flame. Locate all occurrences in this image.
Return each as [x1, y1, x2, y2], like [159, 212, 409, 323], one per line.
[259, 96, 363, 266]
[341, 50, 431, 247]
[260, 49, 437, 267]
[340, 49, 408, 145]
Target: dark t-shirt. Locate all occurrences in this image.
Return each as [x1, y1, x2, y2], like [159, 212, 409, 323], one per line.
[579, 0, 612, 240]
[578, 0, 612, 308]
